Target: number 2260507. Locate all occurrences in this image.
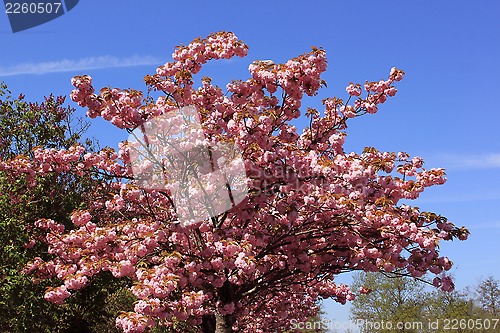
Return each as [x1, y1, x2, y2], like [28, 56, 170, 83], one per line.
[5, 2, 63, 14]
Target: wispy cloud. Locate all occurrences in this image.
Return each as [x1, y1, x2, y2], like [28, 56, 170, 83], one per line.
[432, 153, 500, 170]
[466, 220, 500, 230]
[416, 192, 500, 204]
[0, 55, 162, 76]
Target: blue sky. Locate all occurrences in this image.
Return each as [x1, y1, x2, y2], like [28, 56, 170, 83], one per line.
[1, 1, 499, 331]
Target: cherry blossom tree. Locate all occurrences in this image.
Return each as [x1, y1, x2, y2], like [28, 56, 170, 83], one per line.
[2, 31, 469, 333]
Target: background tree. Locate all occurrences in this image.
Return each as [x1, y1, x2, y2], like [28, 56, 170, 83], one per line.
[3, 32, 470, 333]
[351, 272, 499, 333]
[422, 284, 477, 333]
[0, 83, 134, 333]
[351, 272, 426, 333]
[475, 276, 500, 317]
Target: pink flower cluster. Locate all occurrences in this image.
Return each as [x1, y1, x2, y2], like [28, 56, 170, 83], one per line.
[44, 286, 71, 305]
[116, 312, 154, 333]
[433, 275, 455, 292]
[343, 67, 404, 117]
[71, 78, 144, 129]
[71, 210, 92, 226]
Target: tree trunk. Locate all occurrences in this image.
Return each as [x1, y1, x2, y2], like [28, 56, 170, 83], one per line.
[201, 313, 235, 333]
[215, 313, 234, 333]
[201, 314, 216, 333]
[202, 281, 237, 333]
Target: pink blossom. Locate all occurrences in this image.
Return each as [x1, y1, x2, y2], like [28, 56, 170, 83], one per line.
[441, 276, 455, 292]
[346, 83, 362, 96]
[71, 210, 92, 226]
[44, 286, 71, 305]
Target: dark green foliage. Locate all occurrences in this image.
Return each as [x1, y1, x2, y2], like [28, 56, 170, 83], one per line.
[0, 82, 133, 333]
